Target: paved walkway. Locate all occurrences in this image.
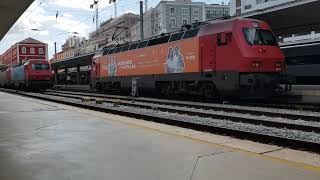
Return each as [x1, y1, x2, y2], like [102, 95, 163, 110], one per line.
[0, 92, 319, 180]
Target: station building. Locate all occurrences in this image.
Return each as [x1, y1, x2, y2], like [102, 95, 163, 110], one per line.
[0, 37, 48, 66]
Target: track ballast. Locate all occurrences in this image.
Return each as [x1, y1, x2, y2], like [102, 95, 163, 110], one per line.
[1, 88, 320, 153]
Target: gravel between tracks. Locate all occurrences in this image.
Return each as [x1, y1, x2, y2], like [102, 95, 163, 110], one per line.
[203, 102, 320, 117]
[87, 101, 320, 144]
[48, 90, 320, 116]
[129, 101, 320, 127]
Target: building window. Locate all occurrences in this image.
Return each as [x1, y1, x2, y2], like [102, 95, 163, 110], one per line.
[182, 8, 188, 15]
[194, 8, 199, 15]
[30, 48, 35, 54]
[213, 11, 216, 15]
[236, 0, 241, 7]
[245, 5, 252, 10]
[206, 10, 211, 15]
[22, 47, 26, 54]
[39, 48, 44, 55]
[236, 9, 241, 16]
[170, 18, 176, 27]
[219, 10, 223, 15]
[182, 19, 188, 25]
[256, 0, 267, 4]
[170, 7, 175, 14]
[224, 11, 228, 15]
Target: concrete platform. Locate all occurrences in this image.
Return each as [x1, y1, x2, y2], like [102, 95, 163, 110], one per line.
[286, 85, 320, 103]
[0, 92, 319, 180]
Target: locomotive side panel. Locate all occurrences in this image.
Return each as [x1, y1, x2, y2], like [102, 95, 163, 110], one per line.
[12, 65, 25, 87]
[199, 34, 216, 72]
[99, 38, 200, 78]
[12, 65, 25, 81]
[0, 71, 6, 86]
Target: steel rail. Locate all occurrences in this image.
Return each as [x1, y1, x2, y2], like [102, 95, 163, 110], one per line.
[46, 90, 320, 122]
[1, 88, 319, 153]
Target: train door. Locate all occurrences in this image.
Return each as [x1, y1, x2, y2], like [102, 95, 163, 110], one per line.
[211, 36, 217, 72]
[91, 58, 101, 89]
[200, 35, 216, 72]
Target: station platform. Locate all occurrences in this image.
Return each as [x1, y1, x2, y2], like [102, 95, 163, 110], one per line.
[289, 85, 320, 96]
[0, 91, 319, 180]
[287, 85, 320, 103]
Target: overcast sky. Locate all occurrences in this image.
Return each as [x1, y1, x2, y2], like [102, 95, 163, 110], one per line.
[0, 0, 229, 58]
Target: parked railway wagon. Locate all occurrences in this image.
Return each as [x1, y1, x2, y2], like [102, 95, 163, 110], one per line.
[0, 60, 53, 90]
[281, 40, 320, 85]
[91, 18, 285, 99]
[0, 70, 6, 87]
[0, 68, 11, 87]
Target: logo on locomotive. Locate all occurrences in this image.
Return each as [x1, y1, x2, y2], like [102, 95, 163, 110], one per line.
[107, 56, 117, 76]
[164, 46, 185, 73]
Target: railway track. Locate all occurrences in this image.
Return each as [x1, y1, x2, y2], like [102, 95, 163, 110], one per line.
[1, 88, 320, 153]
[47, 89, 320, 120]
[52, 88, 320, 112]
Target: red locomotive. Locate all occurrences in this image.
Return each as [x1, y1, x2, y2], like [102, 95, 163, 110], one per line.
[0, 38, 53, 90]
[91, 18, 285, 98]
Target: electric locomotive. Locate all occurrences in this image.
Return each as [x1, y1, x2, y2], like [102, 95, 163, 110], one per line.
[0, 59, 53, 90]
[91, 18, 285, 99]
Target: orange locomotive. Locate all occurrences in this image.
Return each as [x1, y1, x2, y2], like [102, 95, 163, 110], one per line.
[91, 18, 285, 98]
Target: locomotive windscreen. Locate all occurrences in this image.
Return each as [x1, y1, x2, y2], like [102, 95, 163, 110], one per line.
[32, 64, 49, 70]
[242, 28, 277, 46]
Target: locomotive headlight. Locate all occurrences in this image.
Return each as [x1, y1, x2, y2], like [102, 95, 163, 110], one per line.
[274, 62, 283, 71]
[275, 62, 282, 68]
[251, 61, 262, 68]
[258, 48, 266, 54]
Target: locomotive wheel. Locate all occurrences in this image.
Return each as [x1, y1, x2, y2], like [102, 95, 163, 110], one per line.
[158, 85, 172, 97]
[200, 84, 216, 99]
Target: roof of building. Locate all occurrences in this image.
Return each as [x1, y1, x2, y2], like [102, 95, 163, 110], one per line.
[19, 37, 44, 44]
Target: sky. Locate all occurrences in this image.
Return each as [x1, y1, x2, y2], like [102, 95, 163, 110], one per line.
[0, 0, 229, 58]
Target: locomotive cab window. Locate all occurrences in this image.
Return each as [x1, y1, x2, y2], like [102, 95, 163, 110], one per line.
[32, 64, 49, 70]
[217, 33, 232, 46]
[243, 28, 277, 46]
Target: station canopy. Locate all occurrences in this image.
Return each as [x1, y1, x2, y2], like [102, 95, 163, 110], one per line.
[0, 0, 34, 40]
[242, 0, 320, 36]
